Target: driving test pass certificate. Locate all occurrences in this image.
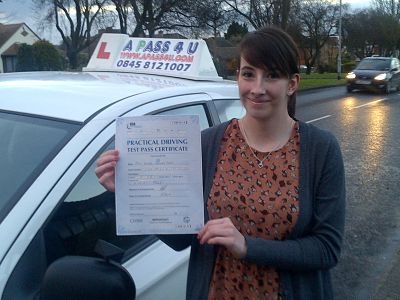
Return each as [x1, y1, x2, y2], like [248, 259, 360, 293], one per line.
[115, 115, 204, 235]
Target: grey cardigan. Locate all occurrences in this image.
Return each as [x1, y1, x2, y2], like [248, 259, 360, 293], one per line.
[159, 120, 346, 300]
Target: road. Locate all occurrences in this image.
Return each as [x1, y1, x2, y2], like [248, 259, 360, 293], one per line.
[296, 86, 400, 299]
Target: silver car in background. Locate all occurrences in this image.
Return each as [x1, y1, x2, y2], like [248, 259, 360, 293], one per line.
[345, 56, 400, 94]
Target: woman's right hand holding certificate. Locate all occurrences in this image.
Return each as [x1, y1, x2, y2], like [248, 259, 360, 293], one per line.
[95, 149, 119, 192]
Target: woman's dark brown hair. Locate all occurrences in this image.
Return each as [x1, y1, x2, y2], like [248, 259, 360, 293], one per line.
[239, 26, 300, 118]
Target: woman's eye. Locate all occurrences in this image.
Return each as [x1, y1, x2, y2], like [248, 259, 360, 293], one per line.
[241, 71, 254, 78]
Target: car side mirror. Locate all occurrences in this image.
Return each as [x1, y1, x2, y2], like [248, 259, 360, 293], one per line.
[40, 240, 136, 300]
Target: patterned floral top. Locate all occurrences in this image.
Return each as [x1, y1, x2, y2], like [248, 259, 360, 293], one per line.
[207, 118, 300, 300]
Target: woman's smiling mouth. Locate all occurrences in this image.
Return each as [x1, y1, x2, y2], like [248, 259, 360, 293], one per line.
[248, 97, 270, 104]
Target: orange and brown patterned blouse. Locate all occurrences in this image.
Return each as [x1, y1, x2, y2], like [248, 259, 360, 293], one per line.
[207, 119, 300, 300]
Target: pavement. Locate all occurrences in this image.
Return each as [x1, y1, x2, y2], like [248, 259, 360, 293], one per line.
[372, 248, 400, 300]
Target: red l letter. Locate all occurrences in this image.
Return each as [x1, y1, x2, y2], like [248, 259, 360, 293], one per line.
[97, 42, 111, 59]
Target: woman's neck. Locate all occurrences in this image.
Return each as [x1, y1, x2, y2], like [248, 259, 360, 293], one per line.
[239, 115, 295, 152]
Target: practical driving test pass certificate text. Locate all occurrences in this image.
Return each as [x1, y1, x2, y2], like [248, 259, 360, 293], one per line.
[115, 115, 204, 235]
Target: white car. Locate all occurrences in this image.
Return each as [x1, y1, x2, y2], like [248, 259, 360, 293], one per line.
[0, 34, 243, 300]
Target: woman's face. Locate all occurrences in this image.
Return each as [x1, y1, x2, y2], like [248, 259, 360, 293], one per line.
[237, 56, 298, 120]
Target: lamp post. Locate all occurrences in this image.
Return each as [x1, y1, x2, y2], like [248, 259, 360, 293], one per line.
[337, 0, 342, 80]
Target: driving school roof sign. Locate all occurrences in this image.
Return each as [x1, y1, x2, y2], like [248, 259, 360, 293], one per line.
[84, 33, 222, 81]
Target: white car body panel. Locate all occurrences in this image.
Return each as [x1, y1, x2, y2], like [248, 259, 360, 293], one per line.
[0, 35, 241, 300]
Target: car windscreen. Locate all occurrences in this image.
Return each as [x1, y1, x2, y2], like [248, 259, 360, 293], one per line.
[0, 112, 80, 222]
[357, 59, 391, 71]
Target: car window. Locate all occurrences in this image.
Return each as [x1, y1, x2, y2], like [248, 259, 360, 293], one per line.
[156, 103, 210, 130]
[357, 58, 390, 71]
[213, 99, 245, 122]
[43, 103, 210, 266]
[391, 58, 400, 70]
[0, 112, 79, 222]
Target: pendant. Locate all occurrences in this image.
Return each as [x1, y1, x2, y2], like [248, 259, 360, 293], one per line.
[257, 161, 263, 168]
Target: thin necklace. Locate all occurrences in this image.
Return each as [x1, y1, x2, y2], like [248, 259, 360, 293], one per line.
[241, 120, 294, 168]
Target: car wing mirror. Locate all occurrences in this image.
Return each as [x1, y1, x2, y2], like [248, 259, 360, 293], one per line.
[40, 240, 136, 300]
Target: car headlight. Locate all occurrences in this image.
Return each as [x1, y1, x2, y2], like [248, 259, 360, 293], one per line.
[374, 73, 387, 81]
[346, 72, 356, 79]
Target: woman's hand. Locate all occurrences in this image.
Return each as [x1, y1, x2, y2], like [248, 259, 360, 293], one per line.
[197, 217, 247, 259]
[95, 149, 119, 192]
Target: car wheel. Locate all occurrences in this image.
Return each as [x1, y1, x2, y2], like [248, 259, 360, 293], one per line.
[347, 86, 352, 93]
[383, 83, 390, 94]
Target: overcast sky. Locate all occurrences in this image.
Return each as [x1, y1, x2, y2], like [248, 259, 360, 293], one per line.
[1, 0, 370, 45]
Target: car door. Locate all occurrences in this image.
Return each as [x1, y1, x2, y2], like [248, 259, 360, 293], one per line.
[1, 94, 216, 300]
[58, 98, 215, 300]
[391, 58, 400, 90]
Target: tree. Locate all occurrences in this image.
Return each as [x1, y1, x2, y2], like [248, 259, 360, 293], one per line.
[16, 44, 36, 72]
[16, 41, 64, 71]
[34, 0, 108, 70]
[371, 0, 400, 15]
[224, 0, 293, 29]
[290, 0, 342, 73]
[128, 0, 181, 37]
[110, 0, 130, 33]
[32, 40, 64, 70]
[225, 21, 248, 43]
[343, 5, 400, 58]
[377, 13, 400, 55]
[342, 9, 372, 59]
[153, 0, 234, 39]
[188, 0, 234, 37]
[370, 0, 400, 55]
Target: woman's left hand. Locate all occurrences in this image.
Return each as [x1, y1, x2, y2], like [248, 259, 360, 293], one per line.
[197, 217, 247, 259]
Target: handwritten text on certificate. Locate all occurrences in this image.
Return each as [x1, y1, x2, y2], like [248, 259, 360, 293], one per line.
[115, 115, 204, 235]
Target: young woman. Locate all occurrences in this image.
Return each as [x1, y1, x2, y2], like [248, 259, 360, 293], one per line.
[95, 26, 346, 300]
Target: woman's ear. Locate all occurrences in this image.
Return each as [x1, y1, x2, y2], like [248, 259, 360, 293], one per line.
[287, 73, 300, 96]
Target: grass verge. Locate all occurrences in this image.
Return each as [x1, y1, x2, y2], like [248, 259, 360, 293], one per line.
[299, 73, 346, 90]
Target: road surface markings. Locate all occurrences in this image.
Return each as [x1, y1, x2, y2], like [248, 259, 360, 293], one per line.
[306, 115, 332, 123]
[305, 97, 387, 124]
[348, 98, 386, 110]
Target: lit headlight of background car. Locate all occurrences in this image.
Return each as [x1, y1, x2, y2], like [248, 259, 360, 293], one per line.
[374, 73, 388, 81]
[345, 72, 356, 80]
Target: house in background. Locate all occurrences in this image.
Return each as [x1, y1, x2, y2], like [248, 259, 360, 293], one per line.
[0, 23, 40, 73]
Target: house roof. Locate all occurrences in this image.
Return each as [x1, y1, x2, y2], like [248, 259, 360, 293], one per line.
[0, 23, 23, 48]
[2, 43, 21, 56]
[0, 23, 40, 49]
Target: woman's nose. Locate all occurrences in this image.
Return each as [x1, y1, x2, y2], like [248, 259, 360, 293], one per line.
[251, 77, 266, 95]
